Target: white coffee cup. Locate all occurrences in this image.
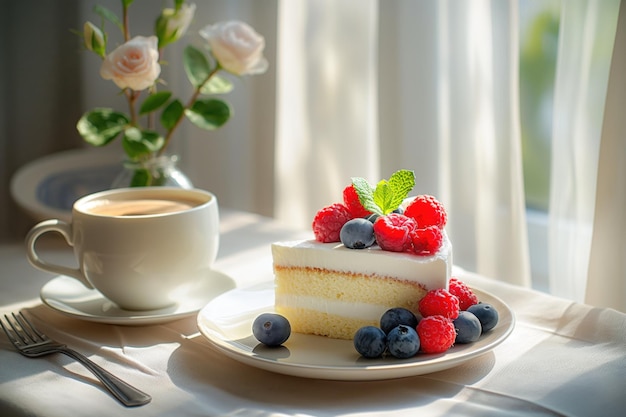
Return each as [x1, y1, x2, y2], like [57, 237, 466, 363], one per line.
[26, 187, 219, 310]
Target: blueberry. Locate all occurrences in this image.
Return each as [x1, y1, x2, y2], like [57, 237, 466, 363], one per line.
[353, 326, 387, 358]
[340, 218, 376, 249]
[387, 325, 420, 358]
[467, 303, 499, 333]
[380, 307, 419, 334]
[453, 311, 482, 343]
[366, 213, 380, 223]
[252, 313, 291, 346]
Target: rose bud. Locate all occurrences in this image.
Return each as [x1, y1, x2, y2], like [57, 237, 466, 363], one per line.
[155, 3, 196, 48]
[84, 21, 106, 58]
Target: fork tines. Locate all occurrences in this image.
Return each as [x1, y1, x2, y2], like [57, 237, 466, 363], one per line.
[1, 312, 47, 349]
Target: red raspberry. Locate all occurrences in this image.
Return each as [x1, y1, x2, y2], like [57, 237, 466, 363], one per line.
[373, 213, 417, 252]
[312, 203, 352, 243]
[409, 225, 443, 256]
[417, 315, 456, 353]
[343, 184, 372, 218]
[448, 277, 479, 310]
[418, 288, 459, 319]
[404, 195, 447, 229]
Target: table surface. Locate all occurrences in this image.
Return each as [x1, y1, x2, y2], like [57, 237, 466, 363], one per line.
[1, 209, 624, 417]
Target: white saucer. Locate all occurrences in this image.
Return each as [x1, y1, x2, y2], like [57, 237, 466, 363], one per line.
[197, 282, 515, 381]
[41, 271, 236, 326]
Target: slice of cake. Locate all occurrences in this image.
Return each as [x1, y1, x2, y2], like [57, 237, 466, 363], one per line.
[273, 235, 451, 340]
[272, 170, 453, 340]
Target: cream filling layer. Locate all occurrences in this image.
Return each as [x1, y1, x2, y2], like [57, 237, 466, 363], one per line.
[275, 294, 390, 320]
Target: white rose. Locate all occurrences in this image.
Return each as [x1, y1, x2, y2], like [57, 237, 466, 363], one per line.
[199, 21, 268, 76]
[100, 36, 161, 91]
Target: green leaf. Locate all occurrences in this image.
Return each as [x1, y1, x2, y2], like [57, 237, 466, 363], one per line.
[385, 169, 415, 213]
[93, 5, 123, 31]
[76, 108, 129, 146]
[122, 127, 164, 159]
[373, 180, 396, 214]
[129, 169, 150, 187]
[352, 170, 416, 215]
[127, 166, 169, 187]
[122, 0, 135, 7]
[161, 99, 184, 130]
[184, 98, 231, 130]
[184, 45, 212, 88]
[139, 91, 172, 115]
[352, 177, 381, 215]
[200, 75, 234, 95]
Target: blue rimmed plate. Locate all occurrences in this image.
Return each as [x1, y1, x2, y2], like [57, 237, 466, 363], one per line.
[11, 148, 121, 222]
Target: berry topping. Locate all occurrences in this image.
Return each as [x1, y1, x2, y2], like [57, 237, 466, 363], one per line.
[418, 288, 460, 319]
[448, 277, 479, 310]
[252, 313, 291, 346]
[312, 203, 352, 243]
[404, 194, 447, 229]
[467, 303, 499, 332]
[409, 225, 443, 256]
[353, 326, 387, 358]
[416, 315, 456, 353]
[343, 184, 372, 218]
[373, 213, 417, 252]
[453, 311, 482, 344]
[387, 325, 420, 358]
[380, 307, 419, 334]
[340, 218, 376, 249]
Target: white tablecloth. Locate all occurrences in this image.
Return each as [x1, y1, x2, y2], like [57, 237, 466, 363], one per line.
[1, 209, 625, 416]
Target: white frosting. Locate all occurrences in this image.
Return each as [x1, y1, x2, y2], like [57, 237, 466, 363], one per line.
[272, 233, 452, 290]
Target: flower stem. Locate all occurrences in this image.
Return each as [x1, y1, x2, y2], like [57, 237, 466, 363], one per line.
[157, 66, 221, 156]
[126, 90, 139, 125]
[122, 1, 130, 41]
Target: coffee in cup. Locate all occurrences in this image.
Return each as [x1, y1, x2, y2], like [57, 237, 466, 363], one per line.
[26, 187, 219, 310]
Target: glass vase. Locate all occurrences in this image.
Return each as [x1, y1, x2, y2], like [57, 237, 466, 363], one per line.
[111, 155, 193, 189]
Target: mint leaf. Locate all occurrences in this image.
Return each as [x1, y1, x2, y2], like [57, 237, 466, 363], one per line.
[373, 180, 396, 214]
[352, 177, 381, 215]
[385, 169, 415, 212]
[352, 170, 415, 215]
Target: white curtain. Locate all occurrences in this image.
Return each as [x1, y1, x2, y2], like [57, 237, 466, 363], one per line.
[549, 0, 622, 308]
[274, 0, 380, 228]
[585, 1, 625, 310]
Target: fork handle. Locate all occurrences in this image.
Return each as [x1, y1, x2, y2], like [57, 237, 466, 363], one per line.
[57, 347, 151, 407]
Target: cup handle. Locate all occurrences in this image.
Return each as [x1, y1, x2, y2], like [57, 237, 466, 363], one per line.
[25, 219, 94, 289]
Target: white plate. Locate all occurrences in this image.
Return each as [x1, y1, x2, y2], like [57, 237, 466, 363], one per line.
[41, 271, 236, 326]
[197, 282, 515, 381]
[11, 148, 122, 222]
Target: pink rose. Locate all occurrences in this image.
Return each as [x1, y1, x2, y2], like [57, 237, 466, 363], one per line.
[100, 36, 161, 91]
[199, 21, 268, 76]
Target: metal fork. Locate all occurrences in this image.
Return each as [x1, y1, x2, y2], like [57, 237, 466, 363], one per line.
[1, 312, 151, 407]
